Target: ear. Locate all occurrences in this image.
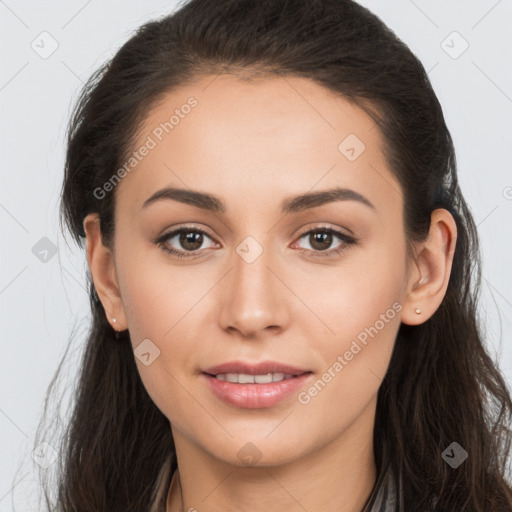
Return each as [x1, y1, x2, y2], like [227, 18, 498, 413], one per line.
[83, 213, 127, 331]
[401, 208, 457, 325]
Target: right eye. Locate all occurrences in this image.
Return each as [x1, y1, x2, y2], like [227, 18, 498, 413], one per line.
[155, 227, 219, 258]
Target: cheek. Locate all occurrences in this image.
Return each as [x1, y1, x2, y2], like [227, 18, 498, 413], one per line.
[114, 248, 215, 417]
[294, 299, 401, 447]
[116, 242, 209, 340]
[291, 244, 405, 409]
[117, 269, 201, 424]
[290, 242, 405, 349]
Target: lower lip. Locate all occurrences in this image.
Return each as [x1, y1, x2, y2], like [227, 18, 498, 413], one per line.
[202, 372, 313, 409]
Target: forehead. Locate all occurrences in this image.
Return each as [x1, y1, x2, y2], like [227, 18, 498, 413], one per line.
[115, 74, 401, 217]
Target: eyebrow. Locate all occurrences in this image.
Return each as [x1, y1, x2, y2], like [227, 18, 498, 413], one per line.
[141, 186, 376, 214]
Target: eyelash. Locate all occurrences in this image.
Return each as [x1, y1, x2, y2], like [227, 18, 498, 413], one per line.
[155, 225, 358, 259]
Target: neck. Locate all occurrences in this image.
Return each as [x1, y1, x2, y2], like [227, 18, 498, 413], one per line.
[166, 397, 377, 512]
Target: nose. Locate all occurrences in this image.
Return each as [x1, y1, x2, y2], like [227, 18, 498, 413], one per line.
[218, 239, 289, 339]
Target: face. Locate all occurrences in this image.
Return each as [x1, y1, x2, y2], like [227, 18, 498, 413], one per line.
[100, 74, 413, 467]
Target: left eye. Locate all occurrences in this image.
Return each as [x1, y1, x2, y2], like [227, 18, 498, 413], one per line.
[292, 227, 356, 256]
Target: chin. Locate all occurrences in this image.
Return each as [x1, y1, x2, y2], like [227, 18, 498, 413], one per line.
[205, 436, 310, 468]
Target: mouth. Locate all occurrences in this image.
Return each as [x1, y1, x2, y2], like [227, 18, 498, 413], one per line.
[202, 360, 311, 381]
[201, 360, 313, 408]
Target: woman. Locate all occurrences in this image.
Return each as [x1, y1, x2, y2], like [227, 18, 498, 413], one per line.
[37, 0, 512, 510]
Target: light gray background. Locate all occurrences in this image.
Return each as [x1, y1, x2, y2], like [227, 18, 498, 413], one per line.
[1, 1, 511, 510]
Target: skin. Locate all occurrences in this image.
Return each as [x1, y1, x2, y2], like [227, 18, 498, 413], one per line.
[83, 74, 457, 511]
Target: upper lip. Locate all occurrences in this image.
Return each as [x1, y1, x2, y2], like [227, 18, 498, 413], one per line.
[203, 360, 311, 376]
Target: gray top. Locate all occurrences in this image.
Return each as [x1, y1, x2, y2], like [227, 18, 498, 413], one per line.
[368, 465, 402, 511]
[149, 455, 402, 511]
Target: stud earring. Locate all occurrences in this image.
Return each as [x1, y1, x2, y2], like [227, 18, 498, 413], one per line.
[415, 308, 421, 314]
[111, 317, 124, 340]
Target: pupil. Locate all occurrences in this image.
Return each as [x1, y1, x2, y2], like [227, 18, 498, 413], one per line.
[310, 231, 332, 251]
[180, 231, 203, 251]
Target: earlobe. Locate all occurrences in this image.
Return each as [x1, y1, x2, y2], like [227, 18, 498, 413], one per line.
[401, 208, 457, 326]
[83, 213, 127, 331]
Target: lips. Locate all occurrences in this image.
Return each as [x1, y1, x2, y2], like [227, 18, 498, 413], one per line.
[201, 360, 313, 408]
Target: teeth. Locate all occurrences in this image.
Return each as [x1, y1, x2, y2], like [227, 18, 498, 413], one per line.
[214, 372, 295, 383]
[255, 374, 273, 384]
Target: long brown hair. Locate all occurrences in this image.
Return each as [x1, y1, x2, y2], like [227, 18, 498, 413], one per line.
[31, 0, 512, 510]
